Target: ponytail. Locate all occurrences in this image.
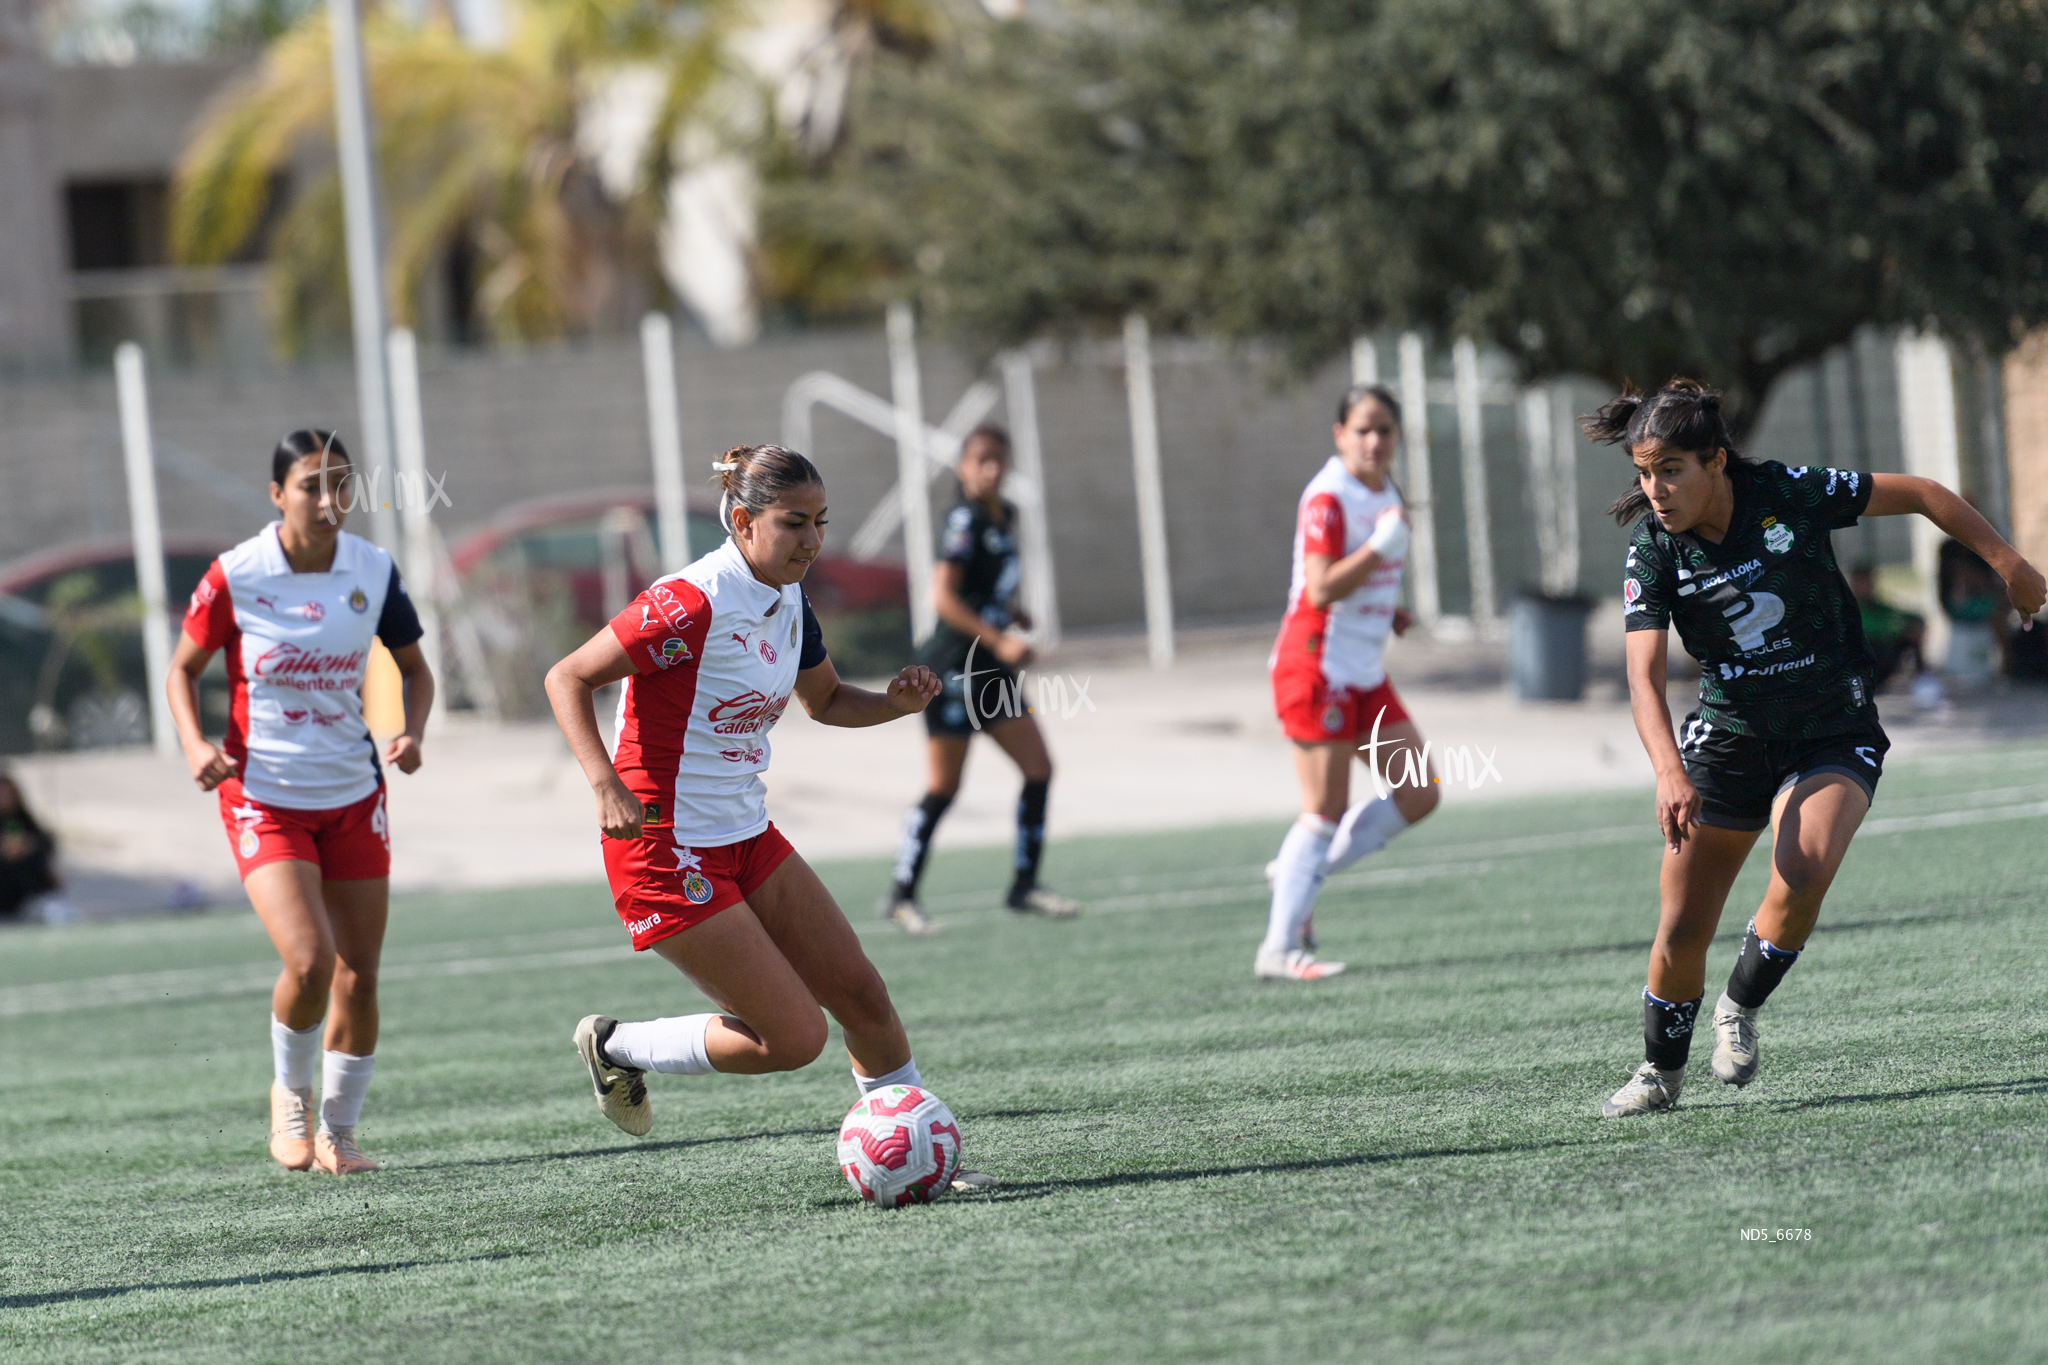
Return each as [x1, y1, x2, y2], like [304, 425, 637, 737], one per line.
[1585, 379, 1750, 525]
[713, 443, 824, 534]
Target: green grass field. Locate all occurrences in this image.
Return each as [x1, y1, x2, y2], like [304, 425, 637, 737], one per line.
[4, 745, 2047, 1364]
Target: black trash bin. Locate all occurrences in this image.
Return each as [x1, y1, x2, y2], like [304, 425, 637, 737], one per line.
[1510, 593, 1595, 701]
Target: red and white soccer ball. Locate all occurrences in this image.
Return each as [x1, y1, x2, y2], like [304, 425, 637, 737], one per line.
[837, 1085, 963, 1207]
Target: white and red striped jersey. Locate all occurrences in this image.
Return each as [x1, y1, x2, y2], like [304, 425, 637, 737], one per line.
[607, 538, 828, 848]
[1271, 456, 1406, 691]
[182, 526, 423, 811]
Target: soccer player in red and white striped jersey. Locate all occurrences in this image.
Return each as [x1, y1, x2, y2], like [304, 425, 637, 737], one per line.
[166, 430, 434, 1176]
[1258, 385, 1441, 981]
[546, 444, 992, 1190]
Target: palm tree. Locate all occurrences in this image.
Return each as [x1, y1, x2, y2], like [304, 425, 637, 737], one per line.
[170, 0, 745, 350]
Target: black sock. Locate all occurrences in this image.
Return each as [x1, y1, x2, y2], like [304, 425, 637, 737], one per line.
[1642, 990, 1701, 1071]
[891, 792, 954, 900]
[1009, 779, 1049, 898]
[1725, 920, 1802, 1010]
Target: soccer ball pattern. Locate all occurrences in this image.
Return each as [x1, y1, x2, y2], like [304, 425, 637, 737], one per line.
[837, 1085, 963, 1207]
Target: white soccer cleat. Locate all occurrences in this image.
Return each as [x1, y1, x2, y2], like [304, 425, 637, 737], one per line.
[878, 895, 944, 935]
[1254, 948, 1346, 982]
[573, 1014, 653, 1137]
[950, 1169, 1000, 1194]
[269, 1083, 315, 1171]
[1602, 1061, 1684, 1117]
[1007, 886, 1082, 918]
[1710, 993, 1761, 1087]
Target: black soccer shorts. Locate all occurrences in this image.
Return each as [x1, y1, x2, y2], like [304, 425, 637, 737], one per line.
[1677, 710, 1889, 832]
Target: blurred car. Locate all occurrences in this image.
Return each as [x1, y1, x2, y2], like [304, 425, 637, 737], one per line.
[0, 536, 231, 754]
[447, 490, 914, 685]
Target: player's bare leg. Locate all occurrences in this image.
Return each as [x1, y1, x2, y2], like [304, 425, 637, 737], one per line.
[1604, 824, 1756, 1117]
[312, 876, 387, 1173]
[1710, 775, 1868, 1087]
[244, 860, 331, 1171]
[987, 715, 1078, 917]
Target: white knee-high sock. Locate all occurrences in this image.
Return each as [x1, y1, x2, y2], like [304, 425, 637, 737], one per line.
[270, 1015, 321, 1091]
[1260, 816, 1337, 956]
[319, 1051, 375, 1133]
[1324, 796, 1411, 875]
[605, 1015, 717, 1075]
[853, 1058, 922, 1095]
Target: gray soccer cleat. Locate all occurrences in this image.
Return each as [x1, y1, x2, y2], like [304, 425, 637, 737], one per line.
[1602, 1061, 1685, 1117]
[1710, 993, 1761, 1087]
[573, 1014, 653, 1137]
[950, 1169, 1000, 1194]
[1007, 886, 1082, 918]
[879, 895, 944, 935]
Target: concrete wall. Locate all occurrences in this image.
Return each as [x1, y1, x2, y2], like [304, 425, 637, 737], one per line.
[0, 0, 71, 367]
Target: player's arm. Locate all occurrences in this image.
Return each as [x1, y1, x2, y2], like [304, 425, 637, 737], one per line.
[543, 629, 644, 840]
[794, 657, 942, 727]
[932, 560, 1029, 666]
[1863, 474, 2047, 621]
[1625, 627, 1699, 853]
[382, 642, 435, 775]
[166, 630, 233, 792]
[1302, 502, 1408, 609]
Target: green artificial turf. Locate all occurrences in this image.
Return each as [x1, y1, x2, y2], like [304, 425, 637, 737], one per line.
[3, 744, 2046, 1363]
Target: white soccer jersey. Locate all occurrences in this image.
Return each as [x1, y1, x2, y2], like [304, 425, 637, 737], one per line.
[183, 527, 423, 810]
[607, 538, 828, 848]
[1272, 456, 1406, 691]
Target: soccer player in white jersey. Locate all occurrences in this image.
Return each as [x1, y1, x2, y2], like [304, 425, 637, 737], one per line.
[1257, 384, 1440, 981]
[547, 444, 993, 1191]
[166, 430, 435, 1175]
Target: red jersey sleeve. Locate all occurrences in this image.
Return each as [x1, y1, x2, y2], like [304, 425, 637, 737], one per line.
[608, 579, 713, 675]
[1301, 492, 1346, 559]
[182, 562, 236, 650]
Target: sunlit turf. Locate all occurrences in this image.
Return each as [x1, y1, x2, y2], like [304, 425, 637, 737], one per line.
[3, 744, 2046, 1363]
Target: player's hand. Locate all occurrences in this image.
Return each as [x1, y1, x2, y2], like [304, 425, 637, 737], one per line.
[595, 778, 645, 841]
[885, 665, 943, 714]
[2002, 554, 2047, 626]
[992, 634, 1033, 667]
[1391, 606, 1416, 637]
[384, 734, 423, 775]
[184, 740, 236, 792]
[1654, 768, 1701, 854]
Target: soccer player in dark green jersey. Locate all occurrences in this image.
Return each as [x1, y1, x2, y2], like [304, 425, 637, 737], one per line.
[1590, 380, 2046, 1117]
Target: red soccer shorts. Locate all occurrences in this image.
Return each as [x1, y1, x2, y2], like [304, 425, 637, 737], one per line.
[217, 777, 390, 881]
[603, 822, 796, 951]
[1273, 664, 1410, 746]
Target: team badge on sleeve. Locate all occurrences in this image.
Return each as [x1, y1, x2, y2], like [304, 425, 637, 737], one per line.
[657, 637, 691, 667]
[1624, 578, 1643, 608]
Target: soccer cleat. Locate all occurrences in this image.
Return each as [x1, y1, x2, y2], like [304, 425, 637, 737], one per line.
[1601, 1061, 1685, 1117]
[1254, 948, 1346, 981]
[1006, 886, 1082, 918]
[574, 1014, 653, 1137]
[313, 1127, 380, 1175]
[269, 1083, 315, 1171]
[1710, 993, 1761, 1087]
[879, 896, 944, 935]
[950, 1169, 1000, 1194]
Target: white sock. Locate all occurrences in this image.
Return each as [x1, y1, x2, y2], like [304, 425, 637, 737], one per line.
[1324, 796, 1410, 875]
[270, 1015, 321, 1091]
[319, 1051, 375, 1133]
[604, 1015, 717, 1075]
[853, 1058, 922, 1095]
[1259, 816, 1337, 956]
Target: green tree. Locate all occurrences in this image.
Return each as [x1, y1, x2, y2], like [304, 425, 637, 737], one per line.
[780, 0, 2048, 414]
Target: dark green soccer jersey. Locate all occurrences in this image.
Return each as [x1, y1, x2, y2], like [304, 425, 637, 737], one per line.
[1623, 460, 1875, 738]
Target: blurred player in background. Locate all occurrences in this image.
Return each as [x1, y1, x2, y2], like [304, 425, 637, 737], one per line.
[1257, 384, 1439, 982]
[547, 444, 992, 1191]
[167, 430, 434, 1175]
[1594, 380, 2046, 1117]
[881, 424, 1081, 934]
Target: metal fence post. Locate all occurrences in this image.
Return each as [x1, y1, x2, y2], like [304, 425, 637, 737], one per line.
[641, 312, 691, 574]
[114, 342, 177, 758]
[1123, 314, 1175, 668]
[1396, 333, 1441, 625]
[886, 303, 937, 643]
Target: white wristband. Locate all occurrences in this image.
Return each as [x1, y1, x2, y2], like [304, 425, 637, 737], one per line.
[1365, 512, 1409, 560]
